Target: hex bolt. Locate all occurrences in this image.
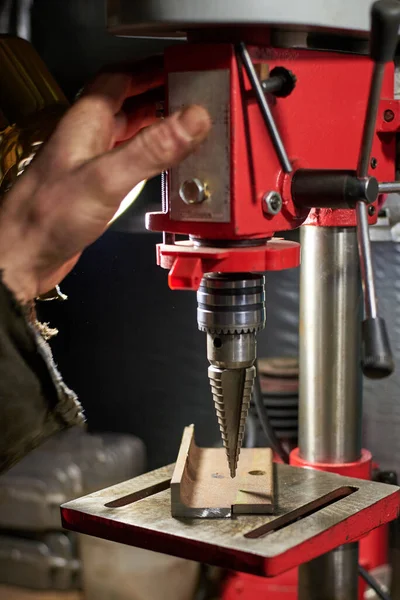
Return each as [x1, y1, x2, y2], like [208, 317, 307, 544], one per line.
[263, 191, 283, 215]
[179, 178, 210, 205]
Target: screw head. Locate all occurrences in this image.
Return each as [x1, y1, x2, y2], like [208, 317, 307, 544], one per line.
[384, 109, 395, 123]
[370, 157, 378, 169]
[263, 191, 283, 215]
[368, 205, 376, 216]
[179, 178, 209, 205]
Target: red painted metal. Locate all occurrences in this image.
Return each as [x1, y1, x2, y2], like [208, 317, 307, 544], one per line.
[221, 569, 367, 600]
[290, 448, 372, 480]
[147, 43, 396, 243]
[157, 239, 300, 290]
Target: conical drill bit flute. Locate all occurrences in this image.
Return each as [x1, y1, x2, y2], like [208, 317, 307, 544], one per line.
[197, 273, 266, 477]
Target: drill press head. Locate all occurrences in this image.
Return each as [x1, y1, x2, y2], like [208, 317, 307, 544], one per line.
[197, 273, 266, 477]
[141, 1, 396, 477]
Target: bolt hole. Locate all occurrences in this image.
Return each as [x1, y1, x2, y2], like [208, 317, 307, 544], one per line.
[213, 338, 222, 348]
[248, 470, 265, 476]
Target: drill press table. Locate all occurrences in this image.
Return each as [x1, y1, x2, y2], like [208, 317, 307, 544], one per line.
[61, 462, 399, 577]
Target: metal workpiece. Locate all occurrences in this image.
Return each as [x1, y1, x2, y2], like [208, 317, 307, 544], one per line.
[170, 426, 274, 518]
[299, 226, 362, 465]
[198, 273, 266, 478]
[107, 0, 376, 38]
[61, 463, 400, 578]
[298, 543, 359, 600]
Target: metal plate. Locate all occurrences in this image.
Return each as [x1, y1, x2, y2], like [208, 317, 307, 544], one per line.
[61, 463, 399, 577]
[169, 70, 231, 223]
[107, 0, 374, 38]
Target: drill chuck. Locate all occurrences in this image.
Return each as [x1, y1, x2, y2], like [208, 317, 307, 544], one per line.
[197, 273, 266, 335]
[197, 273, 266, 477]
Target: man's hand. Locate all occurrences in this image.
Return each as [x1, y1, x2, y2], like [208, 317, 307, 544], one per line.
[0, 59, 211, 303]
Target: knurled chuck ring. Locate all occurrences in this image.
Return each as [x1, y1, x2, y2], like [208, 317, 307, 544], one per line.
[197, 273, 266, 335]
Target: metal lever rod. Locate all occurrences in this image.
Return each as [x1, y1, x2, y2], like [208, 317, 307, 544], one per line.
[357, 63, 386, 179]
[237, 42, 293, 174]
[354, 0, 400, 379]
[356, 62, 383, 319]
[356, 202, 378, 320]
[379, 182, 400, 194]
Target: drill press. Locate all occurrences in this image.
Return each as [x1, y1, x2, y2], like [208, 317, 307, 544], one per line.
[62, 2, 400, 599]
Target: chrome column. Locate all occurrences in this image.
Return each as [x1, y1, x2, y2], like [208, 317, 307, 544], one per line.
[298, 226, 362, 600]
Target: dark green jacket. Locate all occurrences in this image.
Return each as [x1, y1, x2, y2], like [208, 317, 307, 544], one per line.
[0, 273, 84, 473]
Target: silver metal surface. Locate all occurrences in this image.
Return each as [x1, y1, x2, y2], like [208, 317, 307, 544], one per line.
[197, 273, 266, 334]
[379, 182, 400, 194]
[238, 43, 292, 174]
[169, 70, 230, 223]
[298, 226, 362, 600]
[357, 201, 378, 319]
[179, 178, 209, 205]
[298, 543, 359, 600]
[61, 463, 400, 578]
[107, 0, 375, 38]
[207, 333, 256, 369]
[209, 365, 256, 477]
[263, 191, 283, 216]
[371, 195, 400, 242]
[198, 273, 266, 477]
[299, 226, 363, 464]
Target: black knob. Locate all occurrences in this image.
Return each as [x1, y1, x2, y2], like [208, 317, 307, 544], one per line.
[361, 317, 394, 378]
[371, 0, 400, 63]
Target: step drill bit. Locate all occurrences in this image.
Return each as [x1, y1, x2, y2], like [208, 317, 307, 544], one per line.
[197, 273, 266, 478]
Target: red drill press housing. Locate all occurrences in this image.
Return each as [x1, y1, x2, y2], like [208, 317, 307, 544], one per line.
[146, 42, 396, 289]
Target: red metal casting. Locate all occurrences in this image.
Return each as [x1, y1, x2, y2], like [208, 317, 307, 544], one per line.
[290, 448, 372, 480]
[157, 239, 300, 290]
[222, 566, 367, 600]
[147, 43, 396, 242]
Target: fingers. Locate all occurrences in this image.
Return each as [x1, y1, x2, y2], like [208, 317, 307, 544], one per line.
[37, 62, 165, 171]
[115, 87, 164, 142]
[95, 55, 165, 98]
[80, 105, 211, 213]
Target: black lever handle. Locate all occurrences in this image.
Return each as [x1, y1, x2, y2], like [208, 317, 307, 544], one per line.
[371, 0, 400, 62]
[356, 0, 400, 379]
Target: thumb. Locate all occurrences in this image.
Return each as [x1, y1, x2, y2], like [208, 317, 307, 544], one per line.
[80, 105, 211, 210]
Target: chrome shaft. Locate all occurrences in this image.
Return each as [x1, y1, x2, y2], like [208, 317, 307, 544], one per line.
[298, 226, 362, 600]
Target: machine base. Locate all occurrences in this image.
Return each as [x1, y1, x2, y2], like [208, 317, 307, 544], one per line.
[61, 462, 399, 577]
